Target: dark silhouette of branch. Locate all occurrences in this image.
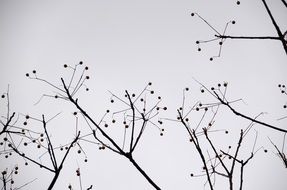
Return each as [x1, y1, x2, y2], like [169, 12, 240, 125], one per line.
[1, 168, 36, 190]
[21, 62, 285, 189]
[178, 110, 214, 190]
[204, 129, 255, 190]
[61, 78, 125, 155]
[269, 135, 287, 168]
[131, 113, 148, 152]
[48, 131, 81, 190]
[0, 112, 16, 136]
[221, 150, 254, 190]
[229, 130, 244, 189]
[1, 172, 7, 190]
[127, 154, 161, 190]
[0, 90, 22, 137]
[1, 163, 37, 190]
[1, 1, 285, 188]
[176, 87, 259, 190]
[126, 90, 136, 152]
[281, 0, 287, 7]
[213, 91, 287, 133]
[9, 114, 81, 190]
[239, 153, 254, 190]
[42, 115, 58, 170]
[215, 35, 280, 40]
[178, 112, 257, 190]
[194, 79, 287, 133]
[60, 74, 162, 190]
[87, 185, 93, 190]
[192, 0, 287, 60]
[261, 0, 287, 54]
[204, 129, 230, 177]
[11, 147, 55, 172]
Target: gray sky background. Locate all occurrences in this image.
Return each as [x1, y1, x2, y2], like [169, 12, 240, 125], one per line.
[0, 0, 287, 189]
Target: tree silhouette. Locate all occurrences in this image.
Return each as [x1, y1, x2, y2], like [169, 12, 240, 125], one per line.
[190, 0, 287, 178]
[172, 83, 276, 190]
[23, 63, 165, 189]
[0, 100, 82, 189]
[191, 0, 287, 60]
[1, 67, 286, 189]
[1, 1, 287, 190]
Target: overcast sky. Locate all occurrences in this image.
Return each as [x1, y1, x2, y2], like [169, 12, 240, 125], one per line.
[1, 0, 287, 189]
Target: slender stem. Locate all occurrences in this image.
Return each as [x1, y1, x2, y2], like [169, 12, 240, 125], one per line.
[42, 115, 58, 170]
[125, 91, 136, 152]
[2, 173, 7, 190]
[230, 130, 243, 175]
[131, 114, 147, 152]
[240, 153, 253, 190]
[127, 155, 161, 190]
[47, 170, 61, 190]
[61, 78, 125, 155]
[239, 160, 244, 190]
[214, 92, 287, 133]
[204, 130, 230, 175]
[12, 146, 55, 172]
[0, 112, 16, 136]
[48, 132, 80, 190]
[229, 130, 244, 190]
[62, 78, 161, 189]
[229, 175, 233, 190]
[216, 35, 280, 40]
[281, 0, 287, 8]
[261, 0, 287, 54]
[178, 111, 214, 190]
[193, 133, 214, 190]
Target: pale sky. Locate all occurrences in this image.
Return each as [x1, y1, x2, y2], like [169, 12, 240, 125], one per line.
[0, 0, 287, 189]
